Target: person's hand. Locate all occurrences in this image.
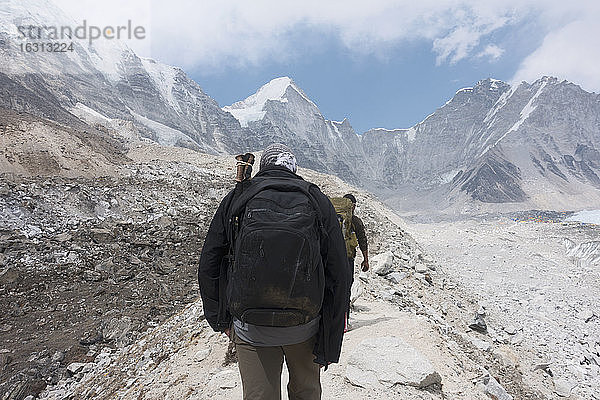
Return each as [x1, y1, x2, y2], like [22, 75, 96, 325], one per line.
[224, 328, 231, 338]
[361, 259, 369, 272]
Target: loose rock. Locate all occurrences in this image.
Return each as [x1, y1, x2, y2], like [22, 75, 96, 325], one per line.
[553, 378, 576, 397]
[483, 374, 513, 400]
[194, 348, 211, 362]
[469, 307, 488, 334]
[386, 271, 408, 284]
[345, 336, 441, 389]
[372, 251, 394, 275]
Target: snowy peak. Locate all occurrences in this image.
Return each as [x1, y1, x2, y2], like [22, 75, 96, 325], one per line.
[0, 0, 72, 29]
[454, 78, 510, 98]
[0, 0, 131, 81]
[223, 76, 317, 127]
[475, 78, 510, 93]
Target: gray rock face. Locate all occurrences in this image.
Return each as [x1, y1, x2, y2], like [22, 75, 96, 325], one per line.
[369, 77, 600, 210]
[345, 336, 441, 389]
[361, 79, 511, 188]
[227, 75, 600, 210]
[224, 77, 365, 184]
[458, 152, 527, 202]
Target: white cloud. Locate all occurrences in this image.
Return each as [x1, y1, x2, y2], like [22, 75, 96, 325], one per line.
[49, 0, 522, 69]
[477, 44, 504, 61]
[49, 0, 600, 91]
[511, 17, 600, 92]
[52, 0, 152, 55]
[434, 26, 482, 65]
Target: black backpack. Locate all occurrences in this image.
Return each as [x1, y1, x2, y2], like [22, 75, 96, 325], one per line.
[226, 176, 326, 327]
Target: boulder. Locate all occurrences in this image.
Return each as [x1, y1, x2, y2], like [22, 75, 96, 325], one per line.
[0, 353, 12, 370]
[209, 369, 238, 389]
[469, 307, 488, 333]
[0, 268, 21, 285]
[156, 215, 173, 228]
[194, 348, 211, 362]
[372, 252, 394, 275]
[66, 362, 87, 375]
[553, 378, 576, 397]
[55, 233, 72, 242]
[414, 263, 428, 273]
[386, 272, 407, 284]
[462, 333, 492, 352]
[102, 316, 133, 346]
[90, 228, 113, 243]
[346, 336, 441, 389]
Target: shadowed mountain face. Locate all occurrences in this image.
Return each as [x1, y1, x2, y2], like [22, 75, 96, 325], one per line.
[2, 1, 600, 212]
[457, 153, 527, 203]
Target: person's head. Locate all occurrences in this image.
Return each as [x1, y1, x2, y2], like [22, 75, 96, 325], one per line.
[343, 193, 356, 210]
[259, 143, 297, 173]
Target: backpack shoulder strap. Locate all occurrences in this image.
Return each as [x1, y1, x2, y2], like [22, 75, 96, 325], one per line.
[228, 177, 327, 249]
[229, 177, 324, 223]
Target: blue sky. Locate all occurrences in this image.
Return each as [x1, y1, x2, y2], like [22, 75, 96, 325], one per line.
[192, 24, 542, 133]
[55, 0, 600, 134]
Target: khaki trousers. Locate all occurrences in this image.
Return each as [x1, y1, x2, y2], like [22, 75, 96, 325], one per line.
[233, 331, 321, 400]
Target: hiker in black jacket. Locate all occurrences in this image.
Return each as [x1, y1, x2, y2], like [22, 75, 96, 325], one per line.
[198, 143, 350, 400]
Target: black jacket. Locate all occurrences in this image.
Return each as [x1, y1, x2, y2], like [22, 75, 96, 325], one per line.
[198, 166, 350, 366]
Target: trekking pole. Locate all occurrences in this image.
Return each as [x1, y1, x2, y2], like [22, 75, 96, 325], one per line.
[235, 153, 255, 182]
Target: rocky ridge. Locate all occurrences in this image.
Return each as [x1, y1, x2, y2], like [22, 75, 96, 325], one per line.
[0, 130, 237, 398]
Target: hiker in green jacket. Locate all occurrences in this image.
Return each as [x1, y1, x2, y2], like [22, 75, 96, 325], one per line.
[342, 194, 368, 330]
[343, 193, 369, 274]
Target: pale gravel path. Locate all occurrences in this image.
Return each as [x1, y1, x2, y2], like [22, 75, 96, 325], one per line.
[93, 296, 489, 400]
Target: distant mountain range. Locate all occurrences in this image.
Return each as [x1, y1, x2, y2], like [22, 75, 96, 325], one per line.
[1, 0, 599, 214]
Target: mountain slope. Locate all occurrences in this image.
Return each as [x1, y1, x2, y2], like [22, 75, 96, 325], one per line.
[225, 75, 600, 213]
[223, 77, 365, 184]
[0, 0, 248, 154]
[357, 77, 600, 213]
[23, 149, 550, 400]
[361, 79, 512, 189]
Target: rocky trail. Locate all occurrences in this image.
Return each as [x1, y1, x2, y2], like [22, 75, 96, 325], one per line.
[0, 119, 595, 399]
[13, 154, 551, 400]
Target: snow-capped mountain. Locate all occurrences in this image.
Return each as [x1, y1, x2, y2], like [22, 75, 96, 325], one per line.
[2, 0, 600, 213]
[227, 76, 600, 211]
[0, 0, 247, 154]
[361, 79, 512, 189]
[222, 77, 365, 184]
[360, 77, 600, 212]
